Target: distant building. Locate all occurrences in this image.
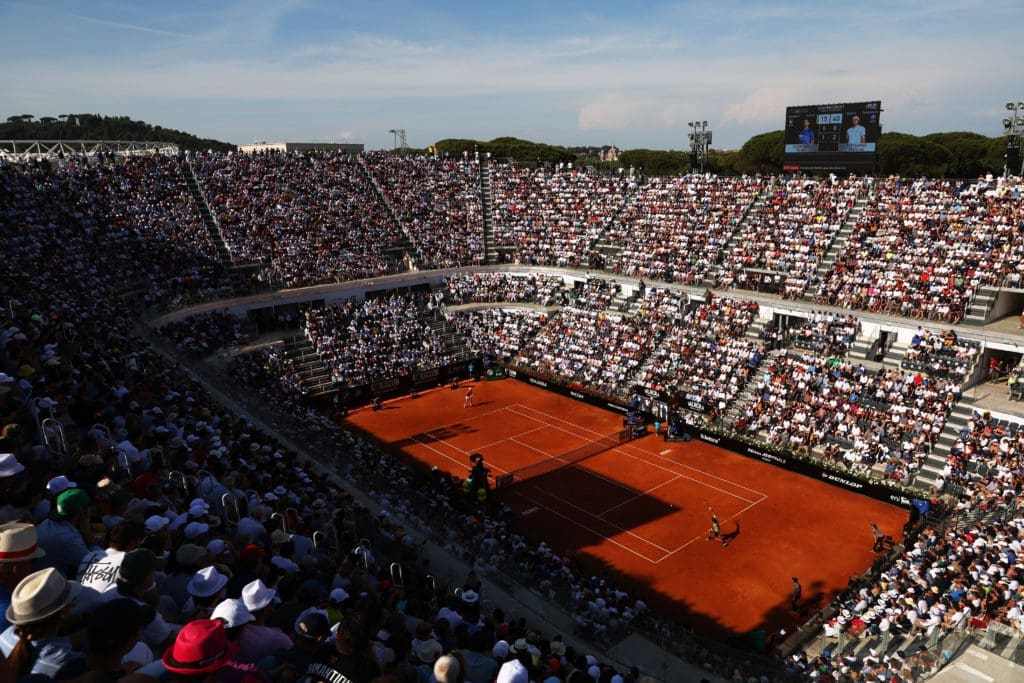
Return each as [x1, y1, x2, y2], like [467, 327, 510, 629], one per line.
[600, 145, 619, 162]
[236, 142, 364, 154]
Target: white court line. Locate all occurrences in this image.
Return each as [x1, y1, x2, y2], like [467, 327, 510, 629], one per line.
[596, 473, 683, 517]
[422, 405, 548, 454]
[510, 403, 771, 500]
[653, 495, 767, 564]
[518, 478, 673, 554]
[474, 424, 550, 451]
[620, 441, 769, 498]
[511, 488, 664, 563]
[409, 433, 511, 475]
[615, 451, 760, 504]
[506, 403, 773, 560]
[506, 404, 613, 439]
[511, 402, 771, 500]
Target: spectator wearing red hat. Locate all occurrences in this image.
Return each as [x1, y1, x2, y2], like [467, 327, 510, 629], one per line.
[160, 619, 237, 681]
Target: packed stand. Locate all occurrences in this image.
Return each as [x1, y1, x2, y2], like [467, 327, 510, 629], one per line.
[447, 309, 550, 363]
[443, 273, 564, 306]
[363, 152, 484, 268]
[635, 295, 762, 418]
[514, 307, 657, 398]
[818, 512, 1024, 679]
[815, 176, 1022, 322]
[901, 328, 980, 382]
[716, 176, 864, 297]
[0, 296, 671, 683]
[938, 407, 1024, 493]
[304, 293, 455, 388]
[2, 156, 233, 310]
[193, 150, 406, 288]
[609, 174, 762, 284]
[788, 311, 861, 357]
[228, 343, 309, 402]
[568, 277, 620, 312]
[156, 310, 246, 357]
[737, 353, 956, 483]
[492, 164, 634, 267]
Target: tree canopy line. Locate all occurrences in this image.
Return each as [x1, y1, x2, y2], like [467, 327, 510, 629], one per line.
[0, 114, 234, 152]
[435, 131, 1010, 178]
[0, 114, 1010, 177]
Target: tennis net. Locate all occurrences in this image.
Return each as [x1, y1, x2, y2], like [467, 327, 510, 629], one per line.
[494, 427, 633, 489]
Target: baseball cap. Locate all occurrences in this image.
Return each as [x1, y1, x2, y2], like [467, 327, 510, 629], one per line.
[55, 489, 89, 518]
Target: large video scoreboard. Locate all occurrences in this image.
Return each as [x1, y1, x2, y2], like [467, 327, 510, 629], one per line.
[783, 100, 881, 173]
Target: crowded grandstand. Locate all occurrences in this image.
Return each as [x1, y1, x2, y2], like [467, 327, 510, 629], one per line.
[1, 143, 1024, 683]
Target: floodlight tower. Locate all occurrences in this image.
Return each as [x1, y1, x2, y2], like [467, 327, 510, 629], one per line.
[1003, 102, 1024, 177]
[687, 121, 712, 173]
[388, 129, 408, 151]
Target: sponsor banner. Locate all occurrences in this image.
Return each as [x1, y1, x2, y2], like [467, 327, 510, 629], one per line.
[501, 365, 631, 413]
[484, 366, 507, 381]
[679, 424, 915, 509]
[412, 367, 440, 386]
[332, 358, 481, 408]
[370, 377, 402, 395]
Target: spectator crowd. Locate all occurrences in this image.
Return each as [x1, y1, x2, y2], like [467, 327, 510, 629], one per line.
[6, 148, 1024, 683]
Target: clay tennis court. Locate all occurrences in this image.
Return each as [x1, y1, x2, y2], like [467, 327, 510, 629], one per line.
[346, 379, 909, 639]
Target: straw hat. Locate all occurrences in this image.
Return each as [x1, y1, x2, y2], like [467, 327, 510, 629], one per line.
[0, 522, 46, 564]
[6, 567, 82, 625]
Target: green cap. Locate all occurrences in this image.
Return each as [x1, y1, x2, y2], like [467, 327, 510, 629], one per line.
[55, 488, 89, 517]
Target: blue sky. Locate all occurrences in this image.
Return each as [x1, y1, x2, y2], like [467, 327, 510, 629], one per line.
[1, 0, 1021, 150]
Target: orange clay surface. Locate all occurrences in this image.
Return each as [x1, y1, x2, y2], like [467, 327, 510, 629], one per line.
[346, 379, 909, 639]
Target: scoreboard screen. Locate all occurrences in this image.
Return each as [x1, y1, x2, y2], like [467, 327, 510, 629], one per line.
[782, 100, 881, 173]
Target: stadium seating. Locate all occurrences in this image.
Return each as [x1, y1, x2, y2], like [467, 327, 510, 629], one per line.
[5, 149, 1024, 682]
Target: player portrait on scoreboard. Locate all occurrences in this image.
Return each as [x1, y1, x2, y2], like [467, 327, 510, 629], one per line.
[784, 115, 821, 152]
[839, 111, 876, 151]
[846, 115, 866, 144]
[798, 118, 816, 145]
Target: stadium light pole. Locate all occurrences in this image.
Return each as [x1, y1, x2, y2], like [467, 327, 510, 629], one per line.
[687, 121, 712, 173]
[1003, 102, 1024, 177]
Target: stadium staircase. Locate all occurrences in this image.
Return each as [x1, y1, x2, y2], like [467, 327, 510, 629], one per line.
[847, 336, 876, 362]
[913, 395, 978, 490]
[479, 156, 499, 265]
[587, 179, 642, 270]
[962, 284, 999, 326]
[716, 190, 768, 288]
[356, 158, 418, 271]
[742, 317, 767, 342]
[721, 348, 785, 427]
[428, 308, 475, 361]
[610, 289, 634, 313]
[803, 194, 869, 303]
[281, 335, 335, 397]
[181, 161, 263, 294]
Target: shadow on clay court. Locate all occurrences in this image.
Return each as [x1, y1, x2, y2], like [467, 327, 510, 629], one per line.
[391, 423, 479, 449]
